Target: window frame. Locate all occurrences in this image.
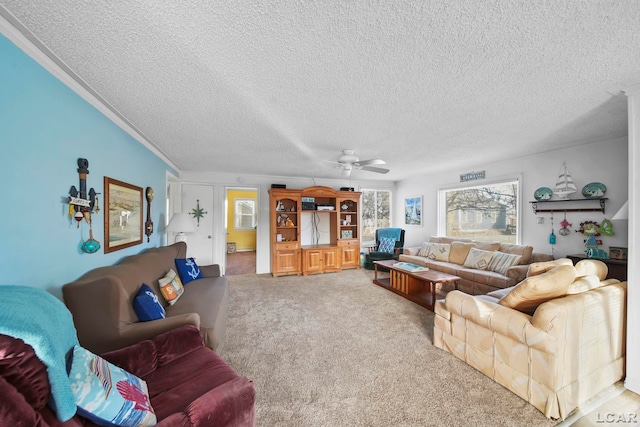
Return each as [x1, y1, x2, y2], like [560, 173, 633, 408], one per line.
[360, 188, 392, 245]
[437, 175, 522, 244]
[234, 198, 257, 230]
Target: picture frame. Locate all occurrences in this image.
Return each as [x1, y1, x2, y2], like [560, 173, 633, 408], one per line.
[404, 196, 422, 226]
[104, 176, 143, 253]
[609, 246, 628, 261]
[341, 230, 353, 239]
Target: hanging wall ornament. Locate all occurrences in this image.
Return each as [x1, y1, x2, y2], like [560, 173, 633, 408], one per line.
[559, 212, 572, 236]
[81, 218, 101, 253]
[66, 158, 100, 251]
[549, 213, 556, 244]
[599, 218, 614, 236]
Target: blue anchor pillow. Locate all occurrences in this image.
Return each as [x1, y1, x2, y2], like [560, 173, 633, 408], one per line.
[175, 258, 203, 284]
[133, 284, 166, 322]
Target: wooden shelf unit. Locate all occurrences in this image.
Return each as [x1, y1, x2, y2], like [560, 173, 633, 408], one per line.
[269, 186, 361, 277]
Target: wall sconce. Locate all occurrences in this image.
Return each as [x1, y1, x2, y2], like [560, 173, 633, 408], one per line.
[166, 213, 196, 243]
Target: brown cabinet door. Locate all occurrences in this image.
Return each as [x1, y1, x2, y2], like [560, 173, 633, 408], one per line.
[275, 250, 300, 276]
[303, 249, 323, 274]
[323, 248, 341, 271]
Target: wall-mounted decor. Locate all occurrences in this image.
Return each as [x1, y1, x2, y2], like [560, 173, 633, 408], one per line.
[104, 177, 143, 253]
[404, 196, 422, 226]
[609, 247, 628, 261]
[67, 158, 101, 253]
[460, 170, 485, 182]
[190, 199, 208, 227]
[145, 187, 154, 242]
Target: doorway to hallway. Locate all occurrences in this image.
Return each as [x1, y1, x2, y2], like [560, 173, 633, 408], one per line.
[225, 187, 258, 275]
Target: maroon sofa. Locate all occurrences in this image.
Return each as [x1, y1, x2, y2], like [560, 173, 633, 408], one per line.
[0, 325, 256, 426]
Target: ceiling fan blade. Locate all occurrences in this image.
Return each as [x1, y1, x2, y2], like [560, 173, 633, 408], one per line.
[320, 159, 342, 165]
[355, 158, 386, 167]
[360, 165, 390, 174]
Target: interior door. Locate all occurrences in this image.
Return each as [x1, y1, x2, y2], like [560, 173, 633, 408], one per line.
[181, 184, 215, 265]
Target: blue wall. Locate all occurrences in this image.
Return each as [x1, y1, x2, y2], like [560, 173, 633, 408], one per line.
[0, 35, 176, 298]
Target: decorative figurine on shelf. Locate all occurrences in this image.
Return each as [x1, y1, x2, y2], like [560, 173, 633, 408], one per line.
[276, 201, 285, 211]
[279, 214, 290, 226]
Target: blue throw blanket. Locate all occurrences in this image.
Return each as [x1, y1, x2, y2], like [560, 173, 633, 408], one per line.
[0, 286, 79, 421]
[378, 228, 403, 242]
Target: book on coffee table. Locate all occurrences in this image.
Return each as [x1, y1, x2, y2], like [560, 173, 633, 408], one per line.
[393, 262, 429, 272]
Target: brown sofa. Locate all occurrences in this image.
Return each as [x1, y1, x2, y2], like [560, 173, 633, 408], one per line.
[63, 242, 228, 354]
[433, 259, 626, 420]
[400, 236, 554, 295]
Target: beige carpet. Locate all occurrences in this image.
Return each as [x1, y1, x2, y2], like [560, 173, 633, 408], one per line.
[219, 269, 557, 427]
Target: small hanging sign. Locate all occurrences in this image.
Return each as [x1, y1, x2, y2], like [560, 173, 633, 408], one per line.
[460, 170, 485, 182]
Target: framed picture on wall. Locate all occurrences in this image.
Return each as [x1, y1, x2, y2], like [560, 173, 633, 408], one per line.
[404, 196, 422, 226]
[104, 176, 143, 253]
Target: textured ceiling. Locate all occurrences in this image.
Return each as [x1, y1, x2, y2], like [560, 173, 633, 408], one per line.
[1, 1, 639, 181]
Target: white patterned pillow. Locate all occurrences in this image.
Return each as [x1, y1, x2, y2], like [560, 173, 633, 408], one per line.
[427, 243, 450, 261]
[463, 248, 494, 270]
[487, 251, 522, 275]
[378, 237, 396, 254]
[418, 242, 432, 257]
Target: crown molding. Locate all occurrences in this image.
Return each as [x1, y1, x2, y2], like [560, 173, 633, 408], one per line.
[0, 8, 180, 172]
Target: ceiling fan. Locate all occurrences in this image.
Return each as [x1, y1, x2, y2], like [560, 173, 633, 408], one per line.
[324, 149, 389, 177]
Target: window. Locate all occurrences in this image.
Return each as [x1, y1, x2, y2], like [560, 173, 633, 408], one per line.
[234, 199, 256, 230]
[361, 189, 391, 243]
[438, 178, 520, 244]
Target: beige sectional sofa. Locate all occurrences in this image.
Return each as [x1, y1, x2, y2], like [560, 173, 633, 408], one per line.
[433, 258, 627, 420]
[400, 236, 554, 295]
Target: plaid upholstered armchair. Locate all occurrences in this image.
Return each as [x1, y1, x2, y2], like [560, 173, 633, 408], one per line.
[364, 228, 405, 269]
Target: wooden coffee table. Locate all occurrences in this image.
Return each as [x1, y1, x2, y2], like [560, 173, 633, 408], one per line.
[373, 260, 461, 311]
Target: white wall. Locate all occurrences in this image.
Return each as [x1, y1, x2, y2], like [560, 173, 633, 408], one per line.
[395, 137, 628, 257]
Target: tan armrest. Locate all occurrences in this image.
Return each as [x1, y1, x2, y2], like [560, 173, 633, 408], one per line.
[118, 313, 201, 348]
[403, 247, 421, 256]
[200, 264, 221, 277]
[443, 291, 550, 349]
[506, 265, 528, 282]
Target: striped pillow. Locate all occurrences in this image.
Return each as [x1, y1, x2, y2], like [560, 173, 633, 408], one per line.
[418, 241, 432, 257]
[488, 251, 522, 275]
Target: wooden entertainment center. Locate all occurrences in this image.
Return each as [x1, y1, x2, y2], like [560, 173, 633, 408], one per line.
[269, 186, 361, 277]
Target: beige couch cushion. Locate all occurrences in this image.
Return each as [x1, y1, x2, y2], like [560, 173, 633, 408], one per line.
[428, 243, 451, 261]
[527, 258, 573, 276]
[487, 251, 522, 275]
[474, 241, 501, 251]
[449, 242, 476, 264]
[499, 243, 534, 265]
[575, 259, 608, 280]
[462, 248, 494, 270]
[418, 241, 433, 257]
[566, 275, 616, 295]
[498, 264, 577, 314]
